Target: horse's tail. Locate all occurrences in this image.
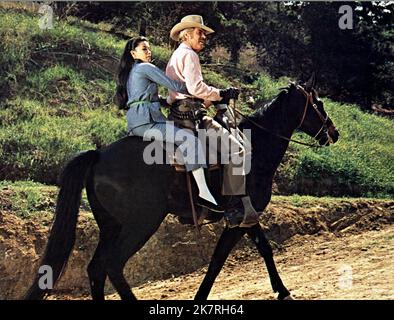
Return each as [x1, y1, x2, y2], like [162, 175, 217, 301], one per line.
[24, 150, 99, 300]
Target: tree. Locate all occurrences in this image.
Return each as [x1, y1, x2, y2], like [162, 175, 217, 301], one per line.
[56, 1, 393, 110]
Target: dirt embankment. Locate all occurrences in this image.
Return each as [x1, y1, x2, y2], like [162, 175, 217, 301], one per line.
[0, 197, 393, 299]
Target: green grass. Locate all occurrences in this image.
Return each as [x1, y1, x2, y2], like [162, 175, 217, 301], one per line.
[0, 115, 91, 183]
[0, 107, 126, 183]
[26, 64, 85, 92]
[271, 194, 392, 208]
[253, 73, 291, 103]
[0, 180, 57, 218]
[24, 61, 117, 110]
[0, 9, 393, 198]
[151, 45, 173, 69]
[0, 8, 120, 104]
[0, 9, 128, 184]
[0, 180, 91, 218]
[0, 98, 46, 126]
[202, 70, 232, 88]
[286, 100, 394, 198]
[1, 180, 389, 219]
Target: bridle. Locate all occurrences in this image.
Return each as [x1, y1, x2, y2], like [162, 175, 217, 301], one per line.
[231, 84, 333, 148]
[295, 84, 333, 144]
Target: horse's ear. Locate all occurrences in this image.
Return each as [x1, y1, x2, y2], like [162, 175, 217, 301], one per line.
[305, 72, 316, 92]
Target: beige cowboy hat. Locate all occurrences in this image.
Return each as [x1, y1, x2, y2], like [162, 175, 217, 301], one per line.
[170, 15, 214, 41]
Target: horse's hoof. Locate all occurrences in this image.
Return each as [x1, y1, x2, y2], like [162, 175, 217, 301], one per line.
[282, 294, 295, 300]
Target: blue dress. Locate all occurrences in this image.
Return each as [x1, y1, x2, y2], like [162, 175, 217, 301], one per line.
[126, 61, 205, 171]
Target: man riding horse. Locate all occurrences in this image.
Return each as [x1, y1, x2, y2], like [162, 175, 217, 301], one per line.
[166, 15, 260, 227]
[24, 14, 339, 301]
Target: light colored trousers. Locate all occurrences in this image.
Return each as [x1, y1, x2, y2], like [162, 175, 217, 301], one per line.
[131, 117, 251, 196]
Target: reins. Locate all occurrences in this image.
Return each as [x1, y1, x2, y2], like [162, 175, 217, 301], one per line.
[228, 84, 330, 149]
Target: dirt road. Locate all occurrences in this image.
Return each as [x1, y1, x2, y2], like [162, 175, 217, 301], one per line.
[2, 195, 392, 300]
[50, 224, 394, 300]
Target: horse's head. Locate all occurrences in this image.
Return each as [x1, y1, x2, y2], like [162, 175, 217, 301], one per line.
[290, 74, 339, 146]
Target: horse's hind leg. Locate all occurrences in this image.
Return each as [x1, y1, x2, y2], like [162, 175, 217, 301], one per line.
[246, 224, 291, 299]
[86, 179, 123, 300]
[87, 222, 122, 300]
[89, 234, 136, 301]
[86, 218, 136, 300]
[103, 228, 140, 301]
[87, 240, 107, 300]
[105, 217, 168, 301]
[195, 227, 246, 300]
[105, 261, 136, 301]
[88, 218, 121, 300]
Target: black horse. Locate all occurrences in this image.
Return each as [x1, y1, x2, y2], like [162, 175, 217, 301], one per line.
[25, 75, 339, 300]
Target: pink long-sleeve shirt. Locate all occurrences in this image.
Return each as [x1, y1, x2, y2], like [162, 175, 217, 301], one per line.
[166, 42, 221, 104]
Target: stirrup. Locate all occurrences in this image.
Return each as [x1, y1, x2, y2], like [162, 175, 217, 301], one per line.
[196, 196, 224, 213]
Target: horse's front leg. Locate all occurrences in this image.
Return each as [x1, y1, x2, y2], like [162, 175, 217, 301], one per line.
[246, 224, 292, 300]
[194, 227, 246, 300]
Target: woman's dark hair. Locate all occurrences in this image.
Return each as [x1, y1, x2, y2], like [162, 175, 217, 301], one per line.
[115, 36, 148, 109]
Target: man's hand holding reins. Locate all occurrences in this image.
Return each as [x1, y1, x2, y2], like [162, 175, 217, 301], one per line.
[195, 106, 208, 121]
[219, 87, 240, 105]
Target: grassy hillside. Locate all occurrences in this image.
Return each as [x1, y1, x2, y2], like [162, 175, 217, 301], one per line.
[288, 100, 394, 197]
[1, 180, 391, 219]
[0, 8, 393, 197]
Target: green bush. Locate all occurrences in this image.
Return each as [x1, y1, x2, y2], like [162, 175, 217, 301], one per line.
[202, 70, 231, 89]
[151, 45, 172, 69]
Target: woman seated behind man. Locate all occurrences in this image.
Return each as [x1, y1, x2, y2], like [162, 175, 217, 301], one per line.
[114, 36, 222, 212]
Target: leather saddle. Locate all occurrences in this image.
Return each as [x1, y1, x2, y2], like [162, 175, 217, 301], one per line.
[166, 99, 228, 227]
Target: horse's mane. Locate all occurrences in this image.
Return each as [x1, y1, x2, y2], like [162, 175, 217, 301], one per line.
[248, 83, 295, 122]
